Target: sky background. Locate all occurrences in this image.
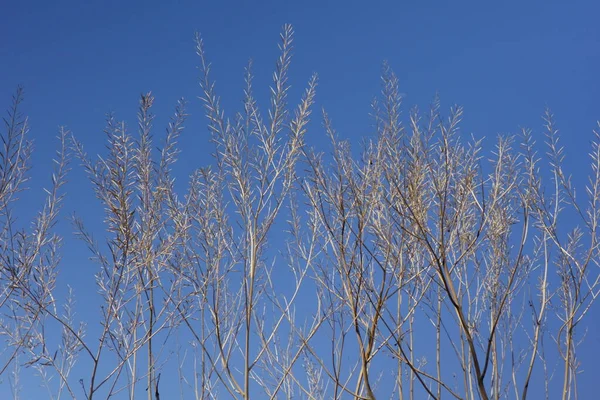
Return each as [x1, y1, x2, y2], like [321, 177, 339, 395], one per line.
[1, 0, 599, 398]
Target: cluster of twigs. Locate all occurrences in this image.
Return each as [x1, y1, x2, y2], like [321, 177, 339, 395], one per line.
[0, 25, 598, 400]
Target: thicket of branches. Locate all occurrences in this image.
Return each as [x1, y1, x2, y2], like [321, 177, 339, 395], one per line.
[1, 25, 599, 400]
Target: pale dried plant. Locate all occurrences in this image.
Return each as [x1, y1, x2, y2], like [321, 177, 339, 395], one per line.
[0, 88, 72, 397]
[67, 92, 188, 399]
[1, 25, 599, 400]
[300, 61, 600, 400]
[173, 23, 320, 399]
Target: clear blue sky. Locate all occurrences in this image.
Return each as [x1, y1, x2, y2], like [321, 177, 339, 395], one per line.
[1, 0, 599, 398]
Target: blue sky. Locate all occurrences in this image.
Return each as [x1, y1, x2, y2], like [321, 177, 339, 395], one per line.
[1, 0, 599, 398]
